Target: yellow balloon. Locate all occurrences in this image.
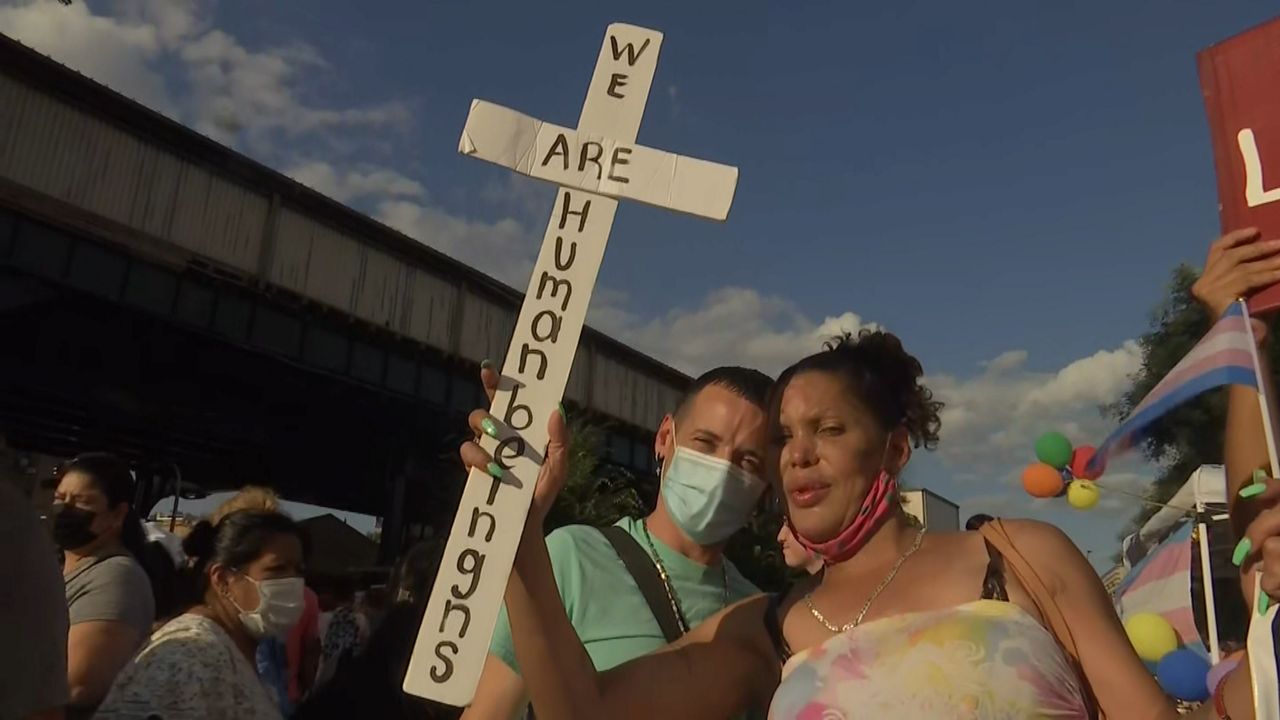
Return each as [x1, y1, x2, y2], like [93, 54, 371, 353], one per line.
[1067, 480, 1099, 510]
[1125, 612, 1179, 662]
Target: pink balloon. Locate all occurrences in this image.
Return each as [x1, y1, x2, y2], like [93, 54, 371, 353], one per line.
[1205, 652, 1243, 697]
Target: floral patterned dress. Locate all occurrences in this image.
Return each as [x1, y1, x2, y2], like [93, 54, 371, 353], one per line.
[769, 600, 1090, 720]
[94, 613, 281, 720]
[314, 605, 363, 688]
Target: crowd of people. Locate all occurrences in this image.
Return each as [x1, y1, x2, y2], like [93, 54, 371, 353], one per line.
[4, 473, 458, 720]
[3, 231, 1280, 719]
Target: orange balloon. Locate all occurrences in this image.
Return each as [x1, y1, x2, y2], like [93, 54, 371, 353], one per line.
[1022, 462, 1065, 498]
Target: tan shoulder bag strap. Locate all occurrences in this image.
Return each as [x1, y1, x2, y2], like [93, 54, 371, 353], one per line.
[978, 519, 1104, 719]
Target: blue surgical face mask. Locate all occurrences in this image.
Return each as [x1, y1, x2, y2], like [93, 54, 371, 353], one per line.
[660, 441, 765, 546]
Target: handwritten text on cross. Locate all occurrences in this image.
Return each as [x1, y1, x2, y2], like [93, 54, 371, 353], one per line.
[403, 23, 739, 707]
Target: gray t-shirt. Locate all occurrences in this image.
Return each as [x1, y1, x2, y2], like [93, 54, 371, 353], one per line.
[64, 551, 155, 638]
[0, 482, 70, 719]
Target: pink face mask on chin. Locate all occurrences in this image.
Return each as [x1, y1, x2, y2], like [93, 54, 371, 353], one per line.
[789, 469, 899, 566]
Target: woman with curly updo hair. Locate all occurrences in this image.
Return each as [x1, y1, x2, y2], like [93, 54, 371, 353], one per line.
[459, 329, 1278, 719]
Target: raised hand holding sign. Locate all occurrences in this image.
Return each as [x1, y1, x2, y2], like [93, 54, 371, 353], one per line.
[1200, 17, 1280, 315]
[403, 23, 739, 706]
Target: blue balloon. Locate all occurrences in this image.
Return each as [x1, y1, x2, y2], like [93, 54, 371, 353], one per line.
[1157, 649, 1211, 702]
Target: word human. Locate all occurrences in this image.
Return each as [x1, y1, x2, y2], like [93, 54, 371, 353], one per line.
[403, 23, 739, 707]
[423, 189, 591, 680]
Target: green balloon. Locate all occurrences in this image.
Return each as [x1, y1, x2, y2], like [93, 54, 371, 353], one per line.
[1035, 432, 1073, 469]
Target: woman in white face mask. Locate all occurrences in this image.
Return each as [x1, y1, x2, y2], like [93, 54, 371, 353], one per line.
[95, 509, 306, 720]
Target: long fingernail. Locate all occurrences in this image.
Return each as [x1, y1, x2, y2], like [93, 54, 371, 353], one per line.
[557, 403, 566, 422]
[1240, 483, 1268, 499]
[480, 418, 498, 438]
[1233, 537, 1252, 567]
[1253, 468, 1269, 484]
[480, 359, 493, 370]
[1260, 593, 1271, 616]
[486, 462, 504, 479]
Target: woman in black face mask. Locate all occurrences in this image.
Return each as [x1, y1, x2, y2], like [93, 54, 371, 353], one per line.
[52, 453, 156, 719]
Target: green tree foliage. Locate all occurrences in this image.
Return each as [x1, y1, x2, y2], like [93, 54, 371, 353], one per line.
[544, 417, 647, 532]
[1109, 264, 1280, 538]
[550, 414, 791, 592]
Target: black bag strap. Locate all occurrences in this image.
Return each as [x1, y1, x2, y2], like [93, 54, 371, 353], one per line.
[599, 525, 685, 644]
[526, 527, 685, 720]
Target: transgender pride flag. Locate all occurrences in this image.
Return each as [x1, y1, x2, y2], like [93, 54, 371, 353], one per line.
[1113, 524, 1204, 655]
[1088, 302, 1261, 475]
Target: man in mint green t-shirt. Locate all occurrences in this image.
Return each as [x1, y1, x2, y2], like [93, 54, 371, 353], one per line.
[462, 366, 772, 720]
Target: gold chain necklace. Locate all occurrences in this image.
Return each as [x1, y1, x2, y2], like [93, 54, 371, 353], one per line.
[803, 525, 926, 634]
[641, 520, 729, 634]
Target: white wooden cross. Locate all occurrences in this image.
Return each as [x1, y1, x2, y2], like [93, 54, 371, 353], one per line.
[403, 23, 739, 706]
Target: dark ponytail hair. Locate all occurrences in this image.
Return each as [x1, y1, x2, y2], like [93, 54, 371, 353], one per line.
[181, 510, 302, 601]
[59, 453, 147, 560]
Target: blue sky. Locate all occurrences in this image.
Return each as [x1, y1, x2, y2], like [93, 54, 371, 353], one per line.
[4, 0, 1277, 569]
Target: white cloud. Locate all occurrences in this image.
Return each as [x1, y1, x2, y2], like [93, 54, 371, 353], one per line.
[590, 287, 876, 376]
[286, 161, 426, 204]
[375, 200, 537, 287]
[928, 341, 1142, 477]
[178, 29, 410, 145]
[0, 0, 408, 152]
[1018, 343, 1142, 415]
[586, 287, 1142, 496]
[108, 0, 209, 46]
[0, 0, 174, 114]
[983, 349, 1028, 374]
[479, 174, 556, 225]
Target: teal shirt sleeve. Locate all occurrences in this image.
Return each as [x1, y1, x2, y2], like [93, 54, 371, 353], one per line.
[488, 526, 588, 674]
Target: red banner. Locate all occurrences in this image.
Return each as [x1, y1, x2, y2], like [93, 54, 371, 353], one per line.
[1199, 17, 1280, 314]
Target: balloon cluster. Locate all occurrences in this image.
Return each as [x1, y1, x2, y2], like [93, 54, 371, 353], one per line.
[1024, 436, 1231, 702]
[1124, 613, 1218, 702]
[1021, 431, 1102, 510]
